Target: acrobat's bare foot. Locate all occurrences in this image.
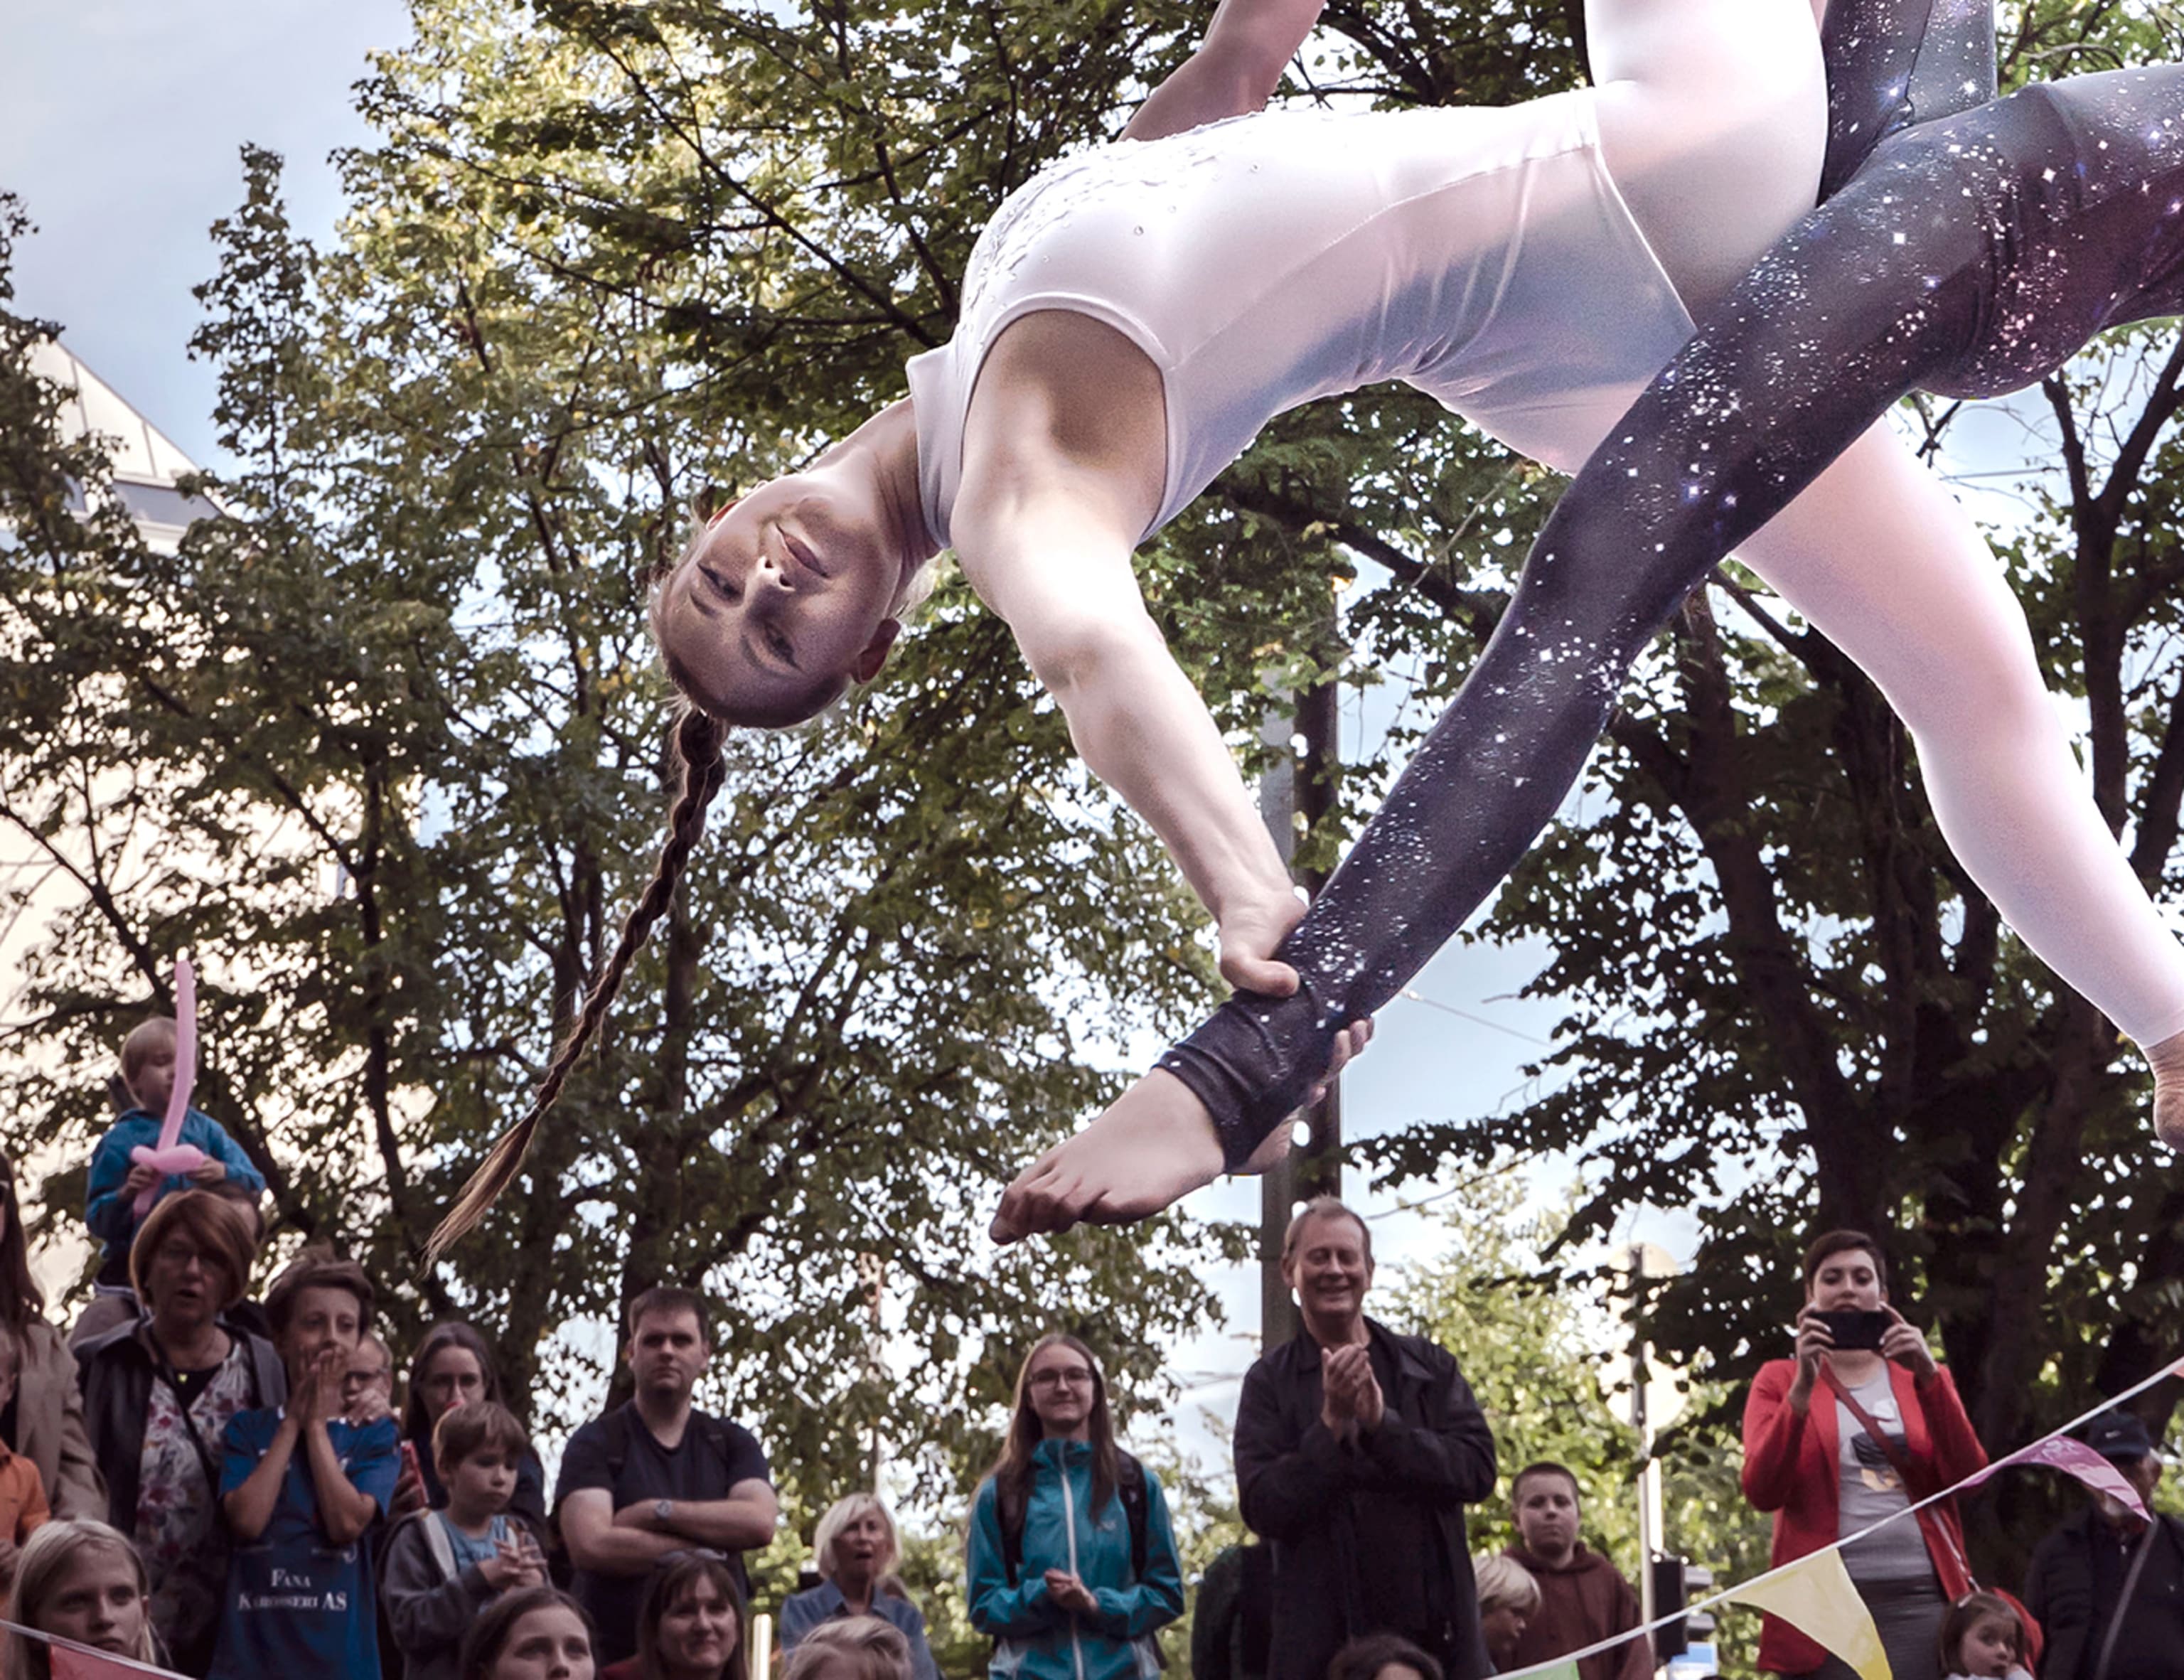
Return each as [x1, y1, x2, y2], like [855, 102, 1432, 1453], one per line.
[2148, 1028, 2184, 1148]
[989, 1020, 1375, 1243]
[990, 1071, 1224, 1244]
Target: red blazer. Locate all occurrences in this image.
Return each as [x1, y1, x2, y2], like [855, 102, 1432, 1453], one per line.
[1740, 1357, 1988, 1675]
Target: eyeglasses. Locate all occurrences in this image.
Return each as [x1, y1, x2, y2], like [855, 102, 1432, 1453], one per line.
[1028, 1368, 1094, 1389]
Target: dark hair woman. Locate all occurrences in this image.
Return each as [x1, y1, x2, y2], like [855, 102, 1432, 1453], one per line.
[1329, 1632, 1447, 1680]
[598, 1551, 749, 1680]
[399, 1322, 548, 1529]
[462, 1585, 596, 1680]
[965, 1334, 1182, 1679]
[73, 1189, 283, 1674]
[1743, 1231, 1988, 1680]
[0, 1152, 100, 1523]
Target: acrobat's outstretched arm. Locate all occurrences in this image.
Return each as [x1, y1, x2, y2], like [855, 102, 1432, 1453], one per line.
[1123, 0, 1325, 143]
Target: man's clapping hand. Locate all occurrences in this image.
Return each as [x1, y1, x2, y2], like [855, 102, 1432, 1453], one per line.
[1320, 1344, 1383, 1435]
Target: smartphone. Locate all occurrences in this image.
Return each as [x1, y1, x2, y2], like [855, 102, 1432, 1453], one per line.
[1816, 1308, 1893, 1351]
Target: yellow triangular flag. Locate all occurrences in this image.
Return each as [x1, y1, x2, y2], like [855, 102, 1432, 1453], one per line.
[1725, 1548, 1892, 1680]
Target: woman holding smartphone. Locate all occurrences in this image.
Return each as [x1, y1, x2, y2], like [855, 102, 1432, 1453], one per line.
[1741, 1231, 1988, 1680]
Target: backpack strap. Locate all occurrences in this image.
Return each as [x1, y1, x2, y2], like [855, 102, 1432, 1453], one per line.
[697, 1413, 738, 1480]
[1116, 1450, 1150, 1582]
[997, 1476, 1026, 1587]
[601, 1406, 633, 1481]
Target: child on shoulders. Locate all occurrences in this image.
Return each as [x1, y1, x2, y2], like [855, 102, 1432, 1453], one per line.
[383, 1401, 548, 1680]
[82, 1016, 266, 1341]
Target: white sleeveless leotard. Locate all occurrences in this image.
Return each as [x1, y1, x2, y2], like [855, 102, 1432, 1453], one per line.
[906, 97, 1692, 547]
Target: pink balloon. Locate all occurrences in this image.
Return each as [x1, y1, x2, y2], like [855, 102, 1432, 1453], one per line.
[134, 956, 198, 1220]
[130, 1144, 206, 1178]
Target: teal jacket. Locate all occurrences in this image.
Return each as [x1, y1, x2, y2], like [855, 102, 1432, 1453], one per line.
[966, 1440, 1184, 1680]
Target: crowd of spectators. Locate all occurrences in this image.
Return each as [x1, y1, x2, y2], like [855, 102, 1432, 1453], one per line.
[0, 1017, 2175, 1680]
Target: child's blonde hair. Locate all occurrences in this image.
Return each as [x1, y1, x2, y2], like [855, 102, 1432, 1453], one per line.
[781, 1616, 911, 1680]
[6, 1520, 157, 1676]
[112, 1016, 177, 1111]
[1473, 1552, 1543, 1614]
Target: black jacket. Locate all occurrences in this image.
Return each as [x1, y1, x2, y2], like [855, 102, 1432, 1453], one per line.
[2025, 1504, 2184, 1680]
[1234, 1318, 1497, 1680]
[74, 1315, 285, 1532]
[1191, 1542, 1273, 1680]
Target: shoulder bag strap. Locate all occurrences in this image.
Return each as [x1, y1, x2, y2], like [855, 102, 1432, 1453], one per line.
[2089, 1519, 2157, 1680]
[143, 1329, 225, 1494]
[1819, 1364, 1974, 1583]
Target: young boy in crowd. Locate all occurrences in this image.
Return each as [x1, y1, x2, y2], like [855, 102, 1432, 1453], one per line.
[0, 1323, 51, 1592]
[1501, 1462, 1650, 1680]
[80, 1016, 267, 1344]
[209, 1248, 400, 1680]
[382, 1402, 547, 1680]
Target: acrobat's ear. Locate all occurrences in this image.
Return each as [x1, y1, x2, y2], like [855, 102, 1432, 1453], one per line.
[852, 619, 902, 683]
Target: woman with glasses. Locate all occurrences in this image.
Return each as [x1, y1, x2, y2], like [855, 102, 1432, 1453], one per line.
[74, 1190, 282, 1676]
[966, 1334, 1182, 1679]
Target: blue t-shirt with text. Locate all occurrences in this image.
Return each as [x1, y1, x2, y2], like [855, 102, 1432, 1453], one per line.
[208, 1408, 400, 1680]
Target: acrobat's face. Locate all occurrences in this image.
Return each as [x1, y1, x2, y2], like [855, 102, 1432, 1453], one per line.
[654, 469, 909, 727]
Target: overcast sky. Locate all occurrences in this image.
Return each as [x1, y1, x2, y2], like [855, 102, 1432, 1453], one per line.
[1, 0, 412, 467]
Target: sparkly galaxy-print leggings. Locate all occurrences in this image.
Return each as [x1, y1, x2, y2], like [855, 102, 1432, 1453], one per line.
[1162, 65, 2184, 1165]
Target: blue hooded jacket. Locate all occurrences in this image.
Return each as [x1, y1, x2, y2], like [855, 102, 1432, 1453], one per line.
[967, 1439, 1183, 1680]
[85, 1106, 267, 1283]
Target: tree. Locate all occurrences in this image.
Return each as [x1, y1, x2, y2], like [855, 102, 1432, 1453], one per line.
[1, 114, 1241, 1514]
